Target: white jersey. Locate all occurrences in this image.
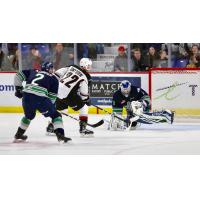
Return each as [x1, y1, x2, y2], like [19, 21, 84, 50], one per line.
[55, 65, 90, 100]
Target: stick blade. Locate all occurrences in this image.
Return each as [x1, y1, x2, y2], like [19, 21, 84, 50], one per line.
[88, 119, 104, 128]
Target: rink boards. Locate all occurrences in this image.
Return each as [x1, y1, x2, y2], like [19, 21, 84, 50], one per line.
[0, 72, 148, 114]
[1, 70, 200, 117]
[150, 68, 200, 116]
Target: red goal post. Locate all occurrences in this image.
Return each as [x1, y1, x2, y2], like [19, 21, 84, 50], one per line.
[149, 68, 200, 117]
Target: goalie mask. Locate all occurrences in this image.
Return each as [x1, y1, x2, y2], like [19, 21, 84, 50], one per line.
[120, 80, 131, 96]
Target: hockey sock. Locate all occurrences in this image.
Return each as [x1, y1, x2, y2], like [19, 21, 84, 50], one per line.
[79, 116, 88, 132]
[54, 128, 64, 136]
[52, 116, 64, 129]
[79, 115, 88, 122]
[20, 116, 31, 130]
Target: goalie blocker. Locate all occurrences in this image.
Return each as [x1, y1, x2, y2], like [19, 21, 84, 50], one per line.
[109, 80, 174, 131]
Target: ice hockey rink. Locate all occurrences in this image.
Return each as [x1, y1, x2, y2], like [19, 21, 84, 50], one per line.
[1, 113, 200, 155]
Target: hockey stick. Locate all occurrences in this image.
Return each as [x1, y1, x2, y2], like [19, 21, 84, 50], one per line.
[60, 112, 104, 128]
[92, 104, 129, 123]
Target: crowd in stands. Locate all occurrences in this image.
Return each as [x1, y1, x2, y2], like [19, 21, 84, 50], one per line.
[20, 43, 74, 71]
[0, 43, 200, 72]
[113, 43, 200, 72]
[0, 43, 74, 71]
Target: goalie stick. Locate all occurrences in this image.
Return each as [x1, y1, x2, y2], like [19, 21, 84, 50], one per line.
[60, 112, 104, 128]
[92, 104, 129, 123]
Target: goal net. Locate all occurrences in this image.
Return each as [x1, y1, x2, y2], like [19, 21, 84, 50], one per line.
[149, 68, 200, 118]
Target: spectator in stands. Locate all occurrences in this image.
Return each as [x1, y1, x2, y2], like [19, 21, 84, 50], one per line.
[131, 43, 163, 56]
[53, 43, 66, 70]
[68, 53, 74, 65]
[178, 43, 189, 58]
[187, 45, 200, 68]
[155, 50, 168, 68]
[5, 44, 19, 70]
[12, 48, 19, 70]
[77, 43, 89, 59]
[53, 43, 74, 70]
[184, 43, 200, 54]
[0, 44, 16, 71]
[26, 46, 41, 70]
[144, 46, 159, 69]
[95, 43, 104, 54]
[131, 48, 146, 71]
[113, 45, 128, 72]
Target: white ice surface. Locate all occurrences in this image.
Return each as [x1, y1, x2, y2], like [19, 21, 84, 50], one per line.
[1, 113, 200, 155]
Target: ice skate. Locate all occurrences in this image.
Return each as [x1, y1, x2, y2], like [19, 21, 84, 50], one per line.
[55, 130, 71, 143]
[46, 122, 55, 136]
[79, 121, 94, 137]
[13, 127, 28, 143]
[80, 128, 94, 137]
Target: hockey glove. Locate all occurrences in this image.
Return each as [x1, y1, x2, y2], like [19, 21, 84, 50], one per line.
[83, 98, 91, 106]
[127, 101, 144, 116]
[138, 100, 148, 111]
[15, 86, 23, 99]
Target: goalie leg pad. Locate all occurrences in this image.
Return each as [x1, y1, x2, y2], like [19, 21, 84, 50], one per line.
[108, 113, 126, 131]
[137, 110, 174, 124]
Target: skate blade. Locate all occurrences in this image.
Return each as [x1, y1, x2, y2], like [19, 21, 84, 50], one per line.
[57, 136, 72, 143]
[59, 139, 72, 144]
[80, 134, 94, 138]
[13, 139, 28, 143]
[46, 132, 56, 136]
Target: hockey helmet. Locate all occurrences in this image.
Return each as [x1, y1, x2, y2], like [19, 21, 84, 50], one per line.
[79, 58, 92, 71]
[120, 80, 131, 96]
[41, 62, 54, 73]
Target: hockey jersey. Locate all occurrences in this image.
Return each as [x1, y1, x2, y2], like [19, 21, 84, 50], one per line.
[14, 69, 59, 103]
[55, 65, 91, 100]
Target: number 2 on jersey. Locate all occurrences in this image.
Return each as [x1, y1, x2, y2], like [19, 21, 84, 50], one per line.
[31, 74, 44, 85]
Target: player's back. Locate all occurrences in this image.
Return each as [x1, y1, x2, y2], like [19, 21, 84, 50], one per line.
[56, 65, 90, 99]
[23, 70, 58, 100]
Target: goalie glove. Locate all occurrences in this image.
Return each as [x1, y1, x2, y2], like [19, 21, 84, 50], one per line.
[15, 86, 23, 99]
[127, 101, 144, 116]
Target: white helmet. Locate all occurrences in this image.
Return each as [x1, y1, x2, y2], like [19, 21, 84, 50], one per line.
[79, 58, 92, 71]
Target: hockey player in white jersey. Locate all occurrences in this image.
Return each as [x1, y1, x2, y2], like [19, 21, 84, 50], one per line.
[47, 58, 93, 136]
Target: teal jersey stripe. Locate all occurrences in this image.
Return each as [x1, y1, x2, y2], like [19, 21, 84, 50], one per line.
[24, 85, 57, 103]
[25, 84, 48, 94]
[16, 72, 25, 82]
[48, 92, 57, 99]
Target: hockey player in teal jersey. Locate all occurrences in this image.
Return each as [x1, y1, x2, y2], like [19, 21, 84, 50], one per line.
[14, 62, 71, 143]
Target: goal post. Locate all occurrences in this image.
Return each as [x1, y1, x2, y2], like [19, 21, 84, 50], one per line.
[149, 68, 200, 117]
